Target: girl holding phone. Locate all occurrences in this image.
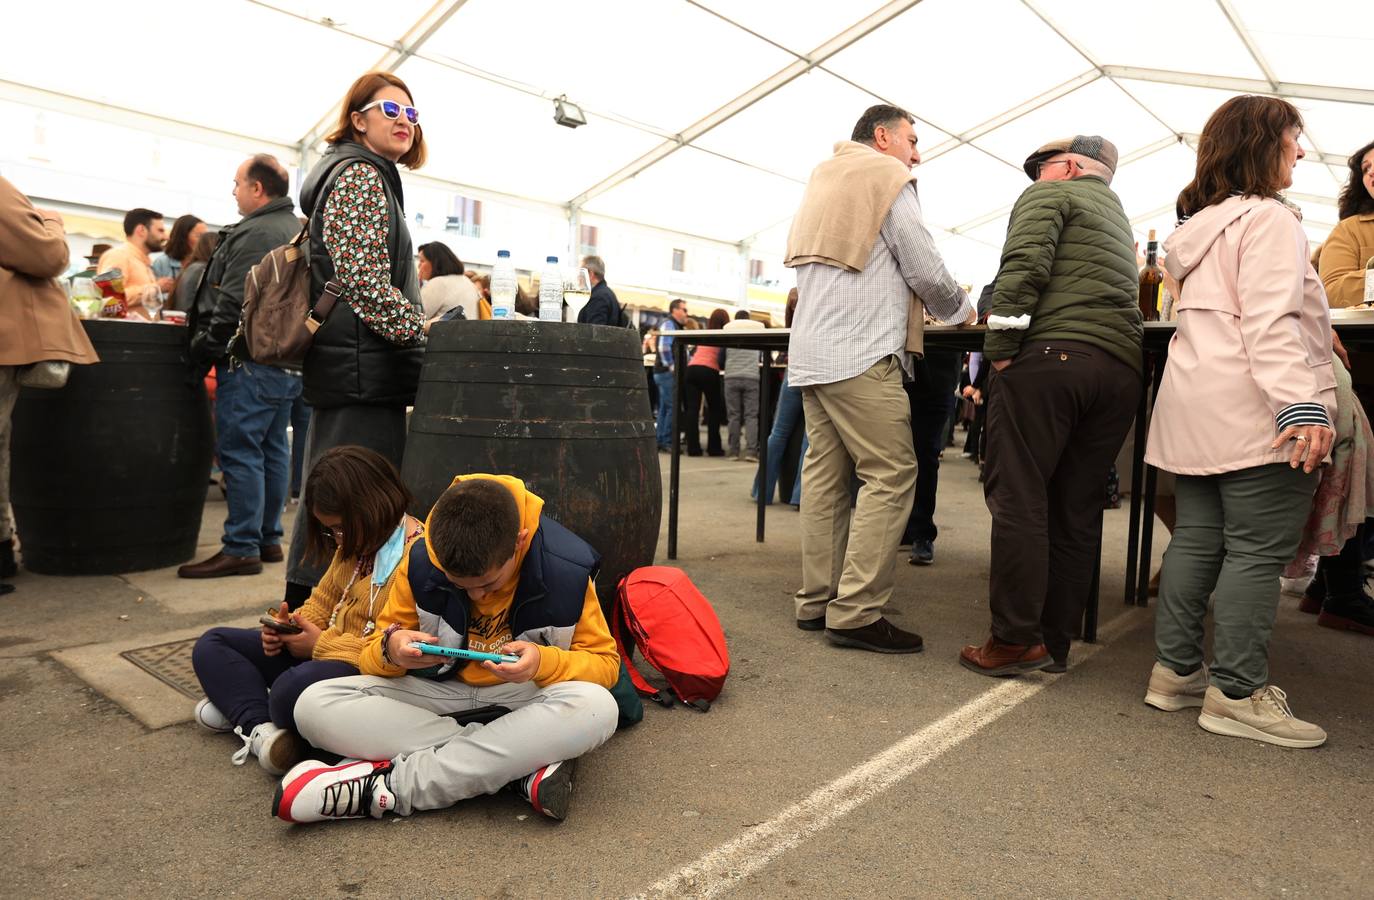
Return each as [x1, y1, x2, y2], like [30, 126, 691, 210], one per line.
[191, 446, 424, 774]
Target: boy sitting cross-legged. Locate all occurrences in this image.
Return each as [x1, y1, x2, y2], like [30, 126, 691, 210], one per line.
[274, 474, 623, 824]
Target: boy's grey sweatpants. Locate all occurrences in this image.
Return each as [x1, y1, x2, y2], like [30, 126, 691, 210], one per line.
[294, 675, 618, 816]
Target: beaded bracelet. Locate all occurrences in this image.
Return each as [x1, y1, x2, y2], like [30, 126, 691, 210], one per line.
[380, 622, 404, 667]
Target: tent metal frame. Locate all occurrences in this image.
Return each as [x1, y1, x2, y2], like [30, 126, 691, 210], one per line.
[8, 0, 1370, 254]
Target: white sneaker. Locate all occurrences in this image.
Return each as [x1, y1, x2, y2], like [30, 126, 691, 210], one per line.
[231, 723, 304, 775]
[194, 698, 231, 733]
[1143, 662, 1209, 711]
[273, 759, 396, 823]
[1197, 685, 1327, 749]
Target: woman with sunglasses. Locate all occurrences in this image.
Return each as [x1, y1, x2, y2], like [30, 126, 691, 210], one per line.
[284, 71, 429, 607]
[192, 446, 425, 774]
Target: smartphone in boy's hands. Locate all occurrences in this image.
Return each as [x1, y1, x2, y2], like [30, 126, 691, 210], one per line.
[409, 642, 520, 665]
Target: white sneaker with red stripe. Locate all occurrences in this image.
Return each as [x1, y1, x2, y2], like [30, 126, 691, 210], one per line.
[511, 759, 576, 821]
[273, 759, 396, 823]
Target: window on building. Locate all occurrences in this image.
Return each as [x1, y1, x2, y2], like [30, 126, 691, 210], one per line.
[445, 195, 483, 238]
[672, 248, 686, 272]
[579, 224, 599, 258]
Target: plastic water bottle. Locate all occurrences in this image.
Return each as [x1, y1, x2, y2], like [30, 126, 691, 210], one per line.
[538, 256, 563, 322]
[490, 250, 516, 320]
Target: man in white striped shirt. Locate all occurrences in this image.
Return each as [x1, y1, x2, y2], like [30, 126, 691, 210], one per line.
[784, 105, 975, 654]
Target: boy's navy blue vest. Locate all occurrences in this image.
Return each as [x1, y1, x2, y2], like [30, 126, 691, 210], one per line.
[405, 515, 643, 727]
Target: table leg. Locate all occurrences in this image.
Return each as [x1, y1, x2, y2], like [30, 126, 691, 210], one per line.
[1124, 355, 1151, 604]
[756, 351, 772, 543]
[668, 339, 685, 560]
[1084, 510, 1102, 643]
[1134, 352, 1167, 606]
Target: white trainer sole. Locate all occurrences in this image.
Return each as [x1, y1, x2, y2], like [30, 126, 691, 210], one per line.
[1143, 690, 1204, 712]
[1197, 711, 1326, 749]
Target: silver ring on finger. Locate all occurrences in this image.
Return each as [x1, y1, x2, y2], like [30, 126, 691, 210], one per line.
[1295, 435, 1308, 442]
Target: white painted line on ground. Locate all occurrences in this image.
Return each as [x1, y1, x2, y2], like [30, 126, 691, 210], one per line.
[629, 608, 1152, 900]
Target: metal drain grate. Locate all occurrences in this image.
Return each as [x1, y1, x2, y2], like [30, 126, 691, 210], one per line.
[120, 638, 201, 699]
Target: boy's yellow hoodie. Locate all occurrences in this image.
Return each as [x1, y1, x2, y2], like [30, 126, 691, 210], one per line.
[357, 474, 619, 689]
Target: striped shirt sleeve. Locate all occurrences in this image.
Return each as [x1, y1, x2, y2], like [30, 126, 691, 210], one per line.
[1275, 402, 1331, 431]
[880, 184, 972, 325]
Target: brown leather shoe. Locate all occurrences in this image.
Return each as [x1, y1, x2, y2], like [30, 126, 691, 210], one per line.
[260, 545, 284, 563]
[959, 636, 1051, 677]
[177, 551, 263, 579]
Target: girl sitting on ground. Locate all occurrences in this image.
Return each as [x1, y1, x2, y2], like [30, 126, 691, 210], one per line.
[190, 445, 425, 774]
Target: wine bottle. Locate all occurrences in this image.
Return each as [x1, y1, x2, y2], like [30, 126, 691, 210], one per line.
[1138, 229, 1163, 322]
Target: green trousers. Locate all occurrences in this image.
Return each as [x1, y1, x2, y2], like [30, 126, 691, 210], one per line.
[1155, 463, 1317, 697]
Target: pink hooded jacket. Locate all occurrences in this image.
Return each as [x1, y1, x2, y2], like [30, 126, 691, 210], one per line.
[1145, 195, 1335, 476]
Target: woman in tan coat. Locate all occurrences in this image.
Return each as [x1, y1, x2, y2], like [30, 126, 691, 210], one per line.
[0, 175, 99, 594]
[1142, 96, 1335, 750]
[1318, 138, 1374, 309]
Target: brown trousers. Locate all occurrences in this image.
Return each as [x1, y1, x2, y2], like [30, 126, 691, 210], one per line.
[983, 340, 1141, 654]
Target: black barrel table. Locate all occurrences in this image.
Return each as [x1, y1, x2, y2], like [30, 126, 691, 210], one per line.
[402, 321, 661, 610]
[11, 319, 214, 574]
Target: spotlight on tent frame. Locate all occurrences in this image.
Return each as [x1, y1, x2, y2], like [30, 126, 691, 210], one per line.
[554, 96, 586, 129]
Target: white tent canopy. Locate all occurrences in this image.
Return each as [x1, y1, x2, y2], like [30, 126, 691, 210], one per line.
[5, 0, 1373, 309]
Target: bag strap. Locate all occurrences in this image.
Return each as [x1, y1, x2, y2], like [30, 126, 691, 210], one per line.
[304, 279, 343, 334]
[612, 575, 674, 707]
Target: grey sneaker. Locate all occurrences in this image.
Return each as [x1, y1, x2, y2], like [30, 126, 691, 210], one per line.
[232, 722, 304, 775]
[1143, 662, 1209, 711]
[1197, 685, 1326, 749]
[194, 698, 232, 733]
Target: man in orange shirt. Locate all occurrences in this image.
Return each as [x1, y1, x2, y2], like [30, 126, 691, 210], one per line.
[97, 208, 173, 317]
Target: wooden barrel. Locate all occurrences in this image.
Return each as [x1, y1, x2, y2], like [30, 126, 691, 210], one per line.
[10, 320, 214, 575]
[402, 321, 661, 609]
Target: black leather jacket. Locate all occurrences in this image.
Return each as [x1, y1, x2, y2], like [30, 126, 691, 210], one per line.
[187, 196, 300, 370]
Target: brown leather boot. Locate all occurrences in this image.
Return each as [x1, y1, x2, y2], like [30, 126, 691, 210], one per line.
[260, 545, 284, 563]
[959, 636, 1051, 677]
[177, 551, 263, 579]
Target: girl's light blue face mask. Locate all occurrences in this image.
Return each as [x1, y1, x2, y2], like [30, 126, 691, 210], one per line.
[372, 522, 408, 586]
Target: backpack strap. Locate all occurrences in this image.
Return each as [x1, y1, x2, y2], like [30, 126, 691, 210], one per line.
[612, 575, 674, 707]
[305, 279, 343, 334]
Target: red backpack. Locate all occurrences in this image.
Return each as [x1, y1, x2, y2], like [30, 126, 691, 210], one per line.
[612, 567, 730, 711]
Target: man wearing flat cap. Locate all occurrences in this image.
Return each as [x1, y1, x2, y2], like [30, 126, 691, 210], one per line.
[959, 135, 1143, 677]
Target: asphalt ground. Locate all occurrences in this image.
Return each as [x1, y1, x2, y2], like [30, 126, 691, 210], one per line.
[2, 448, 1371, 899]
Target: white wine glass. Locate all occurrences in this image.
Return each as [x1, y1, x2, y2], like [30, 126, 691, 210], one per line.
[564, 267, 592, 322]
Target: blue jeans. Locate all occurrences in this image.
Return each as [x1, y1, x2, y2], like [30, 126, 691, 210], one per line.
[903, 350, 961, 543]
[215, 361, 301, 557]
[753, 371, 807, 506]
[191, 625, 357, 731]
[653, 369, 676, 448]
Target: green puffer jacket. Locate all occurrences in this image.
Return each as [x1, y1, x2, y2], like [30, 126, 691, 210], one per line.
[984, 175, 1143, 370]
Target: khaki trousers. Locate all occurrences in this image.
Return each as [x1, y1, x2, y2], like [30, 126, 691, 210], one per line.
[796, 356, 917, 629]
